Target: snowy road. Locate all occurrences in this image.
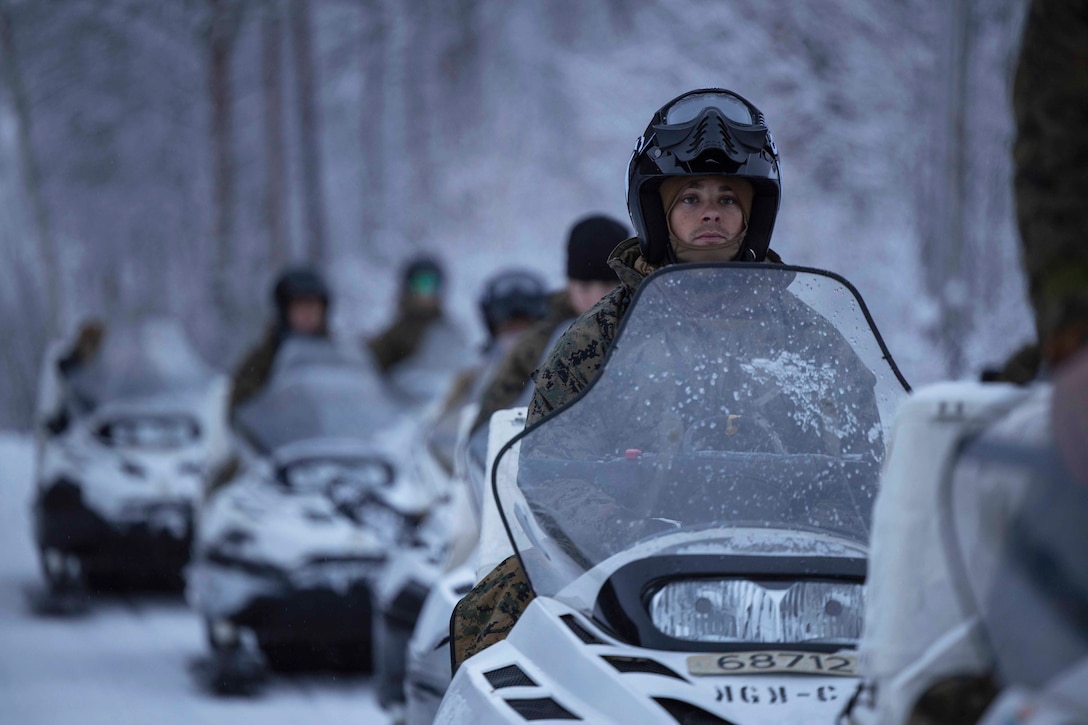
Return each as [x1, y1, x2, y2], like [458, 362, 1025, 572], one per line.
[0, 433, 391, 724]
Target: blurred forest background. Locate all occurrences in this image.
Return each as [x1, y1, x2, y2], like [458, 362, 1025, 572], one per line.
[0, 0, 1032, 429]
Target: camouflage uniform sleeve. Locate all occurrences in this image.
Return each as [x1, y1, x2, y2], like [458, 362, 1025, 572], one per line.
[451, 291, 628, 665]
[526, 288, 626, 426]
[450, 554, 534, 670]
[472, 322, 556, 432]
[229, 330, 279, 412]
[366, 310, 436, 373]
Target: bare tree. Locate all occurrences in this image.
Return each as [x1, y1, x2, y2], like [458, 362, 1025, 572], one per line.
[262, 0, 289, 271]
[918, 0, 973, 377]
[206, 0, 243, 322]
[0, 0, 60, 338]
[403, 0, 433, 243]
[359, 0, 386, 252]
[290, 0, 328, 265]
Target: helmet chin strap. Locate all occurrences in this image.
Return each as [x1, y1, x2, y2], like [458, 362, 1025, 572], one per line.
[668, 220, 749, 264]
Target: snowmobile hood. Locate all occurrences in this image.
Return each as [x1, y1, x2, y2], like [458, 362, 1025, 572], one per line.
[271, 437, 393, 468]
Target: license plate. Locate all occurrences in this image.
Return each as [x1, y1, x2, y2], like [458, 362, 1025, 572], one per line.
[687, 651, 858, 677]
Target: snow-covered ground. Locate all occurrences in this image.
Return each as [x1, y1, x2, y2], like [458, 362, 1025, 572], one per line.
[0, 433, 391, 724]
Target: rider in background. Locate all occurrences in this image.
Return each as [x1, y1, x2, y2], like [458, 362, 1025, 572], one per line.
[425, 269, 551, 475]
[367, 256, 449, 374]
[471, 214, 628, 434]
[229, 266, 330, 412]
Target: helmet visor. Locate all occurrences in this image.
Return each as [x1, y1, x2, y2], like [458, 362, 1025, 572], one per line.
[408, 270, 442, 298]
[488, 272, 545, 301]
[664, 91, 755, 126]
[485, 274, 547, 323]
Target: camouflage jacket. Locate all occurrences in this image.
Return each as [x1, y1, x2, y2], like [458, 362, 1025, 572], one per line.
[527, 238, 782, 425]
[471, 290, 577, 432]
[526, 238, 650, 425]
[229, 326, 281, 412]
[452, 238, 783, 669]
[229, 326, 338, 412]
[366, 301, 443, 373]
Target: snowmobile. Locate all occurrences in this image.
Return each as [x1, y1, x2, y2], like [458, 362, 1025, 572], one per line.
[435, 263, 911, 724]
[843, 371, 1088, 723]
[31, 318, 229, 610]
[404, 405, 528, 724]
[391, 373, 515, 717]
[187, 338, 433, 692]
[834, 380, 1024, 724]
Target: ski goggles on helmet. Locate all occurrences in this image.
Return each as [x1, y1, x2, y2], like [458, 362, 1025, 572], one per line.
[649, 89, 775, 166]
[408, 270, 442, 298]
[663, 90, 758, 126]
[484, 274, 548, 323]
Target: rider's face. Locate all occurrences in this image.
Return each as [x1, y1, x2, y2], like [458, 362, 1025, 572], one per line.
[667, 178, 750, 250]
[287, 297, 326, 335]
[567, 279, 618, 316]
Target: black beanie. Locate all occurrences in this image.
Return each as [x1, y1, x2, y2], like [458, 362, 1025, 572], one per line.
[566, 214, 630, 282]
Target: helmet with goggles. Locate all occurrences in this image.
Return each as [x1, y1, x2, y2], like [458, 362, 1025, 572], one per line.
[402, 256, 446, 299]
[478, 269, 549, 339]
[627, 88, 781, 265]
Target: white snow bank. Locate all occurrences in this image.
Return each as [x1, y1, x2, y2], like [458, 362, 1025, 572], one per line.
[0, 432, 391, 724]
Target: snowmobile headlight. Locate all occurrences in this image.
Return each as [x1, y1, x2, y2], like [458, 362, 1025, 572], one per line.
[280, 457, 394, 495]
[97, 415, 199, 449]
[290, 556, 381, 591]
[117, 500, 192, 535]
[648, 578, 864, 645]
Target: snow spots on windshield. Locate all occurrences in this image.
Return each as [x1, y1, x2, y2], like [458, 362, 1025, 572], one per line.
[740, 351, 863, 443]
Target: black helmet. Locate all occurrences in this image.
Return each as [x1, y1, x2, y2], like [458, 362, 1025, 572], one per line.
[272, 266, 330, 314]
[626, 88, 781, 265]
[478, 269, 549, 338]
[402, 256, 446, 299]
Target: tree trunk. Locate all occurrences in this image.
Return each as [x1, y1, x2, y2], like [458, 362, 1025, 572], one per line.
[290, 0, 328, 265]
[207, 0, 240, 322]
[262, 1, 289, 271]
[359, 0, 386, 251]
[919, 0, 972, 378]
[403, 0, 432, 244]
[0, 1, 60, 338]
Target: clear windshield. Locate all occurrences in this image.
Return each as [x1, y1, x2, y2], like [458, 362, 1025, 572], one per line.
[234, 338, 401, 453]
[67, 318, 216, 409]
[495, 265, 909, 607]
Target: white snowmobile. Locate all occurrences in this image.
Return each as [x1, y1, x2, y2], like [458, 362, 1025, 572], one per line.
[843, 362, 1088, 723]
[187, 338, 429, 692]
[436, 263, 910, 724]
[31, 318, 229, 610]
[404, 405, 528, 725]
